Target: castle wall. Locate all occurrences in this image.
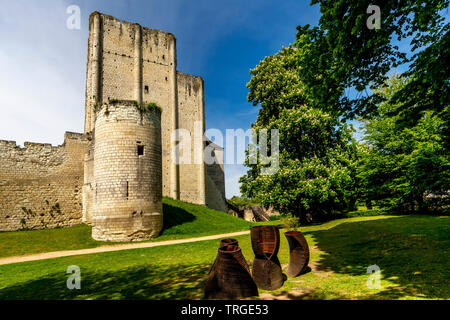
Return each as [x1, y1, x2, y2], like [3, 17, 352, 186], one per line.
[205, 143, 227, 212]
[82, 133, 95, 224]
[0, 133, 89, 231]
[0, 12, 227, 234]
[140, 28, 178, 200]
[83, 12, 226, 213]
[91, 101, 163, 241]
[85, 12, 179, 201]
[177, 72, 206, 205]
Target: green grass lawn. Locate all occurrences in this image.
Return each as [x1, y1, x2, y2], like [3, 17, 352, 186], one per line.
[0, 214, 448, 300]
[0, 197, 257, 258]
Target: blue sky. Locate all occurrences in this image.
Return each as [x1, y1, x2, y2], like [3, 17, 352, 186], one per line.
[0, 0, 321, 198]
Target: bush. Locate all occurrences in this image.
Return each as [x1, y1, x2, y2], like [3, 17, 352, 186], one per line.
[279, 215, 300, 230]
[227, 196, 260, 207]
[344, 209, 385, 218]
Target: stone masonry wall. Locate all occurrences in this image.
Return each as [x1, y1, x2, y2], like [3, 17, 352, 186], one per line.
[0, 12, 227, 233]
[84, 12, 178, 200]
[91, 101, 163, 241]
[0, 132, 89, 231]
[177, 72, 206, 205]
[205, 143, 227, 212]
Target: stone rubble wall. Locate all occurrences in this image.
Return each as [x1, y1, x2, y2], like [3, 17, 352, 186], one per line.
[0, 132, 89, 231]
[0, 12, 228, 234]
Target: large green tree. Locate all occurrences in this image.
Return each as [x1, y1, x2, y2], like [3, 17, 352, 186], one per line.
[294, 0, 449, 120]
[241, 48, 358, 221]
[357, 76, 450, 212]
[241, 1, 449, 219]
[240, 106, 357, 222]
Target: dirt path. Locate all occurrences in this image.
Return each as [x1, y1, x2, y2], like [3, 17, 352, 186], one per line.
[0, 230, 250, 266]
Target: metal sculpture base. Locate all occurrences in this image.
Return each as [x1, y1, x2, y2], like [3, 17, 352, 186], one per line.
[285, 231, 310, 277]
[252, 255, 284, 290]
[204, 245, 258, 299]
[250, 225, 285, 290]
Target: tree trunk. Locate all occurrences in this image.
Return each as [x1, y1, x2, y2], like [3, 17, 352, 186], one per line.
[416, 194, 425, 212]
[348, 197, 357, 211]
[410, 199, 416, 213]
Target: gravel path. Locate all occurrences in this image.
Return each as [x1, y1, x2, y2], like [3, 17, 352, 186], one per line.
[0, 230, 250, 266]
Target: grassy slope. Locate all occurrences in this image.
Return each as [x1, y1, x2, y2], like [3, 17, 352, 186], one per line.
[0, 197, 256, 258]
[0, 215, 448, 300]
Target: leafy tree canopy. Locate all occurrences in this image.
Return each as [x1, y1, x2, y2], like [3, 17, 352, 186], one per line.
[357, 75, 450, 212]
[294, 0, 449, 120]
[240, 105, 357, 221]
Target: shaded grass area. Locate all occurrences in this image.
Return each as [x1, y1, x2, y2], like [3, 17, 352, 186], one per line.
[157, 197, 254, 240]
[257, 215, 450, 300]
[0, 197, 255, 258]
[0, 242, 218, 299]
[0, 215, 448, 300]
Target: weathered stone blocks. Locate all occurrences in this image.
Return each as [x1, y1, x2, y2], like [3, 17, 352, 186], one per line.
[0, 11, 227, 235]
[91, 101, 163, 241]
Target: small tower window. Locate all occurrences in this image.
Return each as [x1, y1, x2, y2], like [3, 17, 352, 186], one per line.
[137, 145, 144, 156]
[144, 85, 149, 94]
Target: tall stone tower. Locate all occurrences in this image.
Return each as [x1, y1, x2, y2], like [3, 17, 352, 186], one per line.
[82, 12, 227, 241]
[0, 11, 227, 235]
[84, 12, 182, 201]
[91, 101, 162, 241]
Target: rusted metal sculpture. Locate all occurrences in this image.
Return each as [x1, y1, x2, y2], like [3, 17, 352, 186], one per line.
[204, 244, 259, 299]
[250, 225, 285, 290]
[208, 238, 239, 274]
[284, 231, 310, 277]
[219, 238, 238, 247]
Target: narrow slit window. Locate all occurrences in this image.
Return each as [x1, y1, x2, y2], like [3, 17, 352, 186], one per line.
[137, 145, 144, 156]
[144, 85, 149, 94]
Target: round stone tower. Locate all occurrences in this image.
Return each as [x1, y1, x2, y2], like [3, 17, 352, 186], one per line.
[91, 100, 163, 241]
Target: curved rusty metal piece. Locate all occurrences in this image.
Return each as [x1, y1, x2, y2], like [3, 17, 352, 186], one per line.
[250, 225, 284, 290]
[208, 238, 239, 275]
[219, 238, 238, 247]
[284, 230, 310, 277]
[204, 245, 258, 299]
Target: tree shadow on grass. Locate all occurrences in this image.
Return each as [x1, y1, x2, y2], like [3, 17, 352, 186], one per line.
[0, 263, 210, 300]
[259, 288, 350, 300]
[162, 203, 196, 230]
[305, 215, 450, 299]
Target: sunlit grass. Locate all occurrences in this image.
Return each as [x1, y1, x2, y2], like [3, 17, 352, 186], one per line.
[0, 197, 256, 258]
[0, 215, 447, 300]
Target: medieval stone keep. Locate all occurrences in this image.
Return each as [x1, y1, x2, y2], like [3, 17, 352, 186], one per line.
[0, 12, 227, 241]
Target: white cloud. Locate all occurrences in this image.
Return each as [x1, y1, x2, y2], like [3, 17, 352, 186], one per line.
[0, 0, 304, 199]
[0, 0, 86, 146]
